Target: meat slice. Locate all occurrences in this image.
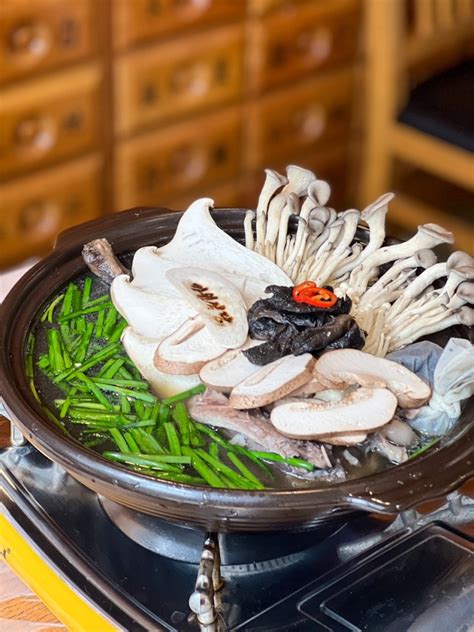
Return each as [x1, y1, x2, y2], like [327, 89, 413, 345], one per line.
[121, 327, 201, 397]
[314, 349, 431, 408]
[154, 318, 226, 375]
[271, 388, 397, 439]
[229, 353, 315, 409]
[82, 238, 128, 283]
[187, 390, 332, 469]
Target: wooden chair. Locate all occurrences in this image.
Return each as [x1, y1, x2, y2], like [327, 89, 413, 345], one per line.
[359, 0, 474, 252]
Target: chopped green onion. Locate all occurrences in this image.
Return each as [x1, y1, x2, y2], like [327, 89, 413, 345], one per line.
[109, 427, 128, 452]
[75, 373, 114, 410]
[409, 437, 440, 459]
[250, 450, 314, 472]
[103, 452, 184, 471]
[164, 422, 181, 456]
[197, 448, 257, 489]
[161, 384, 206, 405]
[172, 403, 190, 446]
[58, 302, 112, 322]
[227, 451, 264, 488]
[181, 447, 226, 488]
[81, 277, 92, 307]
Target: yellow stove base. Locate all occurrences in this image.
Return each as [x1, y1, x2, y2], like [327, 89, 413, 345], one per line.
[0, 512, 120, 632]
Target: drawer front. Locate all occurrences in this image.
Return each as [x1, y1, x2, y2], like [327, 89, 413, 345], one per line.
[115, 107, 242, 209]
[0, 155, 102, 268]
[161, 179, 242, 213]
[115, 24, 244, 136]
[248, 0, 360, 92]
[0, 0, 96, 85]
[0, 66, 102, 179]
[114, 0, 246, 50]
[247, 68, 354, 170]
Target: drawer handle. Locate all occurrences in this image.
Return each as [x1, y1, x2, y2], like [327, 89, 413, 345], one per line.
[14, 116, 56, 152]
[293, 106, 326, 140]
[168, 145, 206, 182]
[8, 21, 51, 58]
[297, 26, 332, 63]
[18, 200, 59, 236]
[170, 63, 211, 96]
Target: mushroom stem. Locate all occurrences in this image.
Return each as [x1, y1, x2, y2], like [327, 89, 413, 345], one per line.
[255, 169, 287, 254]
[244, 210, 256, 250]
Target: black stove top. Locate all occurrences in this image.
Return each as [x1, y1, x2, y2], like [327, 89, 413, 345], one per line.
[1, 444, 473, 631]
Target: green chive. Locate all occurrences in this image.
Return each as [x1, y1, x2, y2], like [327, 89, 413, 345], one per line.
[409, 437, 440, 459]
[92, 382, 157, 403]
[172, 403, 190, 446]
[102, 307, 118, 338]
[103, 452, 183, 471]
[181, 447, 226, 488]
[250, 451, 314, 472]
[74, 322, 94, 363]
[197, 449, 257, 489]
[227, 451, 264, 488]
[164, 422, 181, 456]
[59, 302, 112, 322]
[75, 373, 114, 410]
[124, 431, 140, 454]
[161, 384, 206, 405]
[95, 309, 105, 338]
[109, 427, 128, 452]
[82, 277, 92, 307]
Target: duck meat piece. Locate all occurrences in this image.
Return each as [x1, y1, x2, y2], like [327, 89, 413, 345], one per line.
[187, 389, 332, 469]
[82, 238, 128, 283]
[290, 314, 354, 355]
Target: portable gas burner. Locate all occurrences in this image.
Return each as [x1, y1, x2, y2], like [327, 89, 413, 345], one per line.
[1, 423, 473, 632]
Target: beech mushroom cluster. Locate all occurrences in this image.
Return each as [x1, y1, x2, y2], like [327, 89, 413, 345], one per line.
[248, 165, 473, 356]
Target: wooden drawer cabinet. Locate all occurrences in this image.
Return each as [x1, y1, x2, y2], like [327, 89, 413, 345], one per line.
[248, 0, 360, 92]
[0, 65, 102, 180]
[114, 0, 246, 50]
[0, 0, 96, 85]
[0, 155, 102, 268]
[115, 24, 244, 136]
[115, 107, 242, 209]
[247, 68, 354, 170]
[163, 179, 242, 212]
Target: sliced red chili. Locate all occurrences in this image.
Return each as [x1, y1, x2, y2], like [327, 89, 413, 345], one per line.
[292, 282, 338, 308]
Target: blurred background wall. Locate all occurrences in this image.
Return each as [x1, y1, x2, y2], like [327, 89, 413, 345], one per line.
[1, 0, 473, 270]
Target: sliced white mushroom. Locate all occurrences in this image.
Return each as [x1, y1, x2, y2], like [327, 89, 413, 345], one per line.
[199, 341, 260, 392]
[314, 349, 431, 408]
[160, 197, 291, 286]
[271, 388, 397, 439]
[229, 353, 315, 409]
[111, 274, 195, 340]
[154, 317, 226, 375]
[288, 376, 327, 397]
[318, 432, 368, 446]
[121, 327, 200, 397]
[166, 267, 248, 349]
